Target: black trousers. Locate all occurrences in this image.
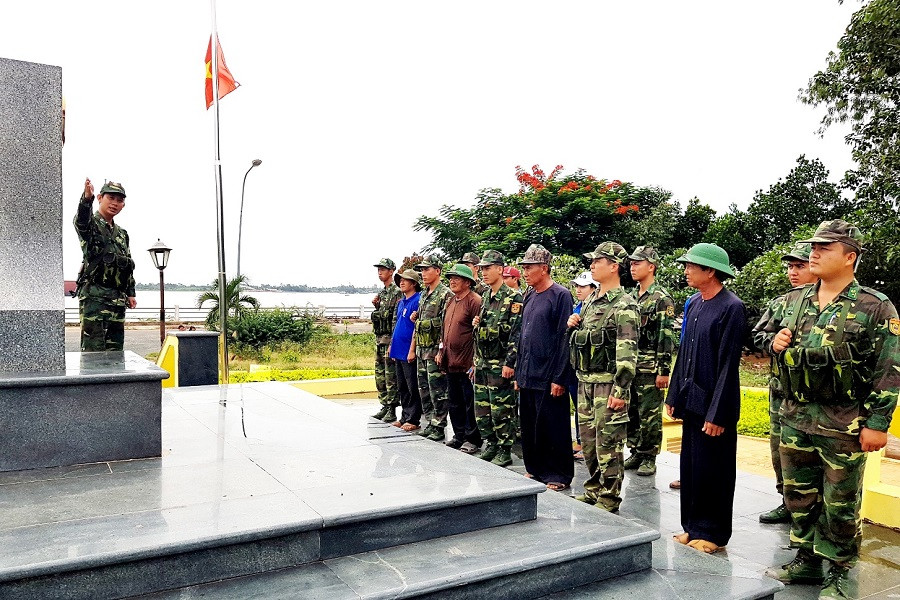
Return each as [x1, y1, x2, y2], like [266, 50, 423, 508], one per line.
[447, 372, 480, 443]
[519, 386, 573, 485]
[680, 412, 737, 546]
[395, 359, 422, 426]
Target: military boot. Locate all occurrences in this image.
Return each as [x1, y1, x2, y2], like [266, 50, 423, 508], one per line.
[623, 453, 643, 470]
[426, 426, 446, 442]
[819, 564, 852, 599]
[765, 549, 825, 584]
[381, 406, 398, 423]
[491, 447, 513, 467]
[476, 444, 499, 462]
[417, 424, 435, 437]
[637, 457, 657, 476]
[759, 503, 791, 524]
[371, 406, 389, 420]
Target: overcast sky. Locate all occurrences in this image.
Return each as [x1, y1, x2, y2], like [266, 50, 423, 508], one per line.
[1, 1, 857, 287]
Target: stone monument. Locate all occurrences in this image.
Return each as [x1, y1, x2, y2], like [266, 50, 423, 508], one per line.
[0, 56, 168, 472]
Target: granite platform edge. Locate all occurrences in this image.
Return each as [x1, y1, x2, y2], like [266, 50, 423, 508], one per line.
[317, 481, 547, 527]
[0, 511, 325, 583]
[0, 369, 169, 388]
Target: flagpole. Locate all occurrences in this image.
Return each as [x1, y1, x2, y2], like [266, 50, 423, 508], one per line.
[209, 0, 229, 383]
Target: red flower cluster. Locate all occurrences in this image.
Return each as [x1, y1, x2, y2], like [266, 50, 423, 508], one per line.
[614, 204, 640, 215]
[557, 181, 580, 195]
[515, 165, 546, 192]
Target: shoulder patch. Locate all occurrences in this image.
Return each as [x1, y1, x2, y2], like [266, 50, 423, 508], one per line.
[511, 302, 522, 314]
[890, 318, 900, 336]
[666, 305, 674, 318]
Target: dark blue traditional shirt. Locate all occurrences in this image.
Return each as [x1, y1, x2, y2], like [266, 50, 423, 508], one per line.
[666, 289, 746, 427]
[516, 282, 574, 390]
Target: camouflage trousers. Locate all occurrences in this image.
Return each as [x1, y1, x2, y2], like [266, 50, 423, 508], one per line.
[577, 380, 629, 510]
[474, 366, 516, 449]
[374, 343, 398, 409]
[626, 372, 663, 458]
[768, 380, 785, 495]
[80, 298, 126, 352]
[416, 356, 448, 428]
[780, 423, 866, 566]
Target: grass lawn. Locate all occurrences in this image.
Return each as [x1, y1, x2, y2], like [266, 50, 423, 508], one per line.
[230, 331, 376, 372]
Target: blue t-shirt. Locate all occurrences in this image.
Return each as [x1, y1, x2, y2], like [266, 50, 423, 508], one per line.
[390, 291, 420, 360]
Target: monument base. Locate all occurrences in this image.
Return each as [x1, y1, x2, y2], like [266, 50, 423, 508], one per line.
[0, 351, 168, 472]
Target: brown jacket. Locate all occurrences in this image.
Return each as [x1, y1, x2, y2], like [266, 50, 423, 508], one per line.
[441, 290, 482, 373]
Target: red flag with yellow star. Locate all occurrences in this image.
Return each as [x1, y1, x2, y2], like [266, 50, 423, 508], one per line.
[205, 36, 239, 109]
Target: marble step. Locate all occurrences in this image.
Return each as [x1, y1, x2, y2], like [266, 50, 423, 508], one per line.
[138, 491, 659, 599]
[0, 383, 546, 599]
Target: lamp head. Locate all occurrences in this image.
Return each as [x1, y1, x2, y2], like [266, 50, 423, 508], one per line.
[148, 238, 172, 271]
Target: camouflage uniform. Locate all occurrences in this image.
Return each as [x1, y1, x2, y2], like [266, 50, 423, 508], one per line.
[473, 251, 523, 456]
[460, 251, 490, 297]
[571, 243, 639, 511]
[371, 258, 401, 417]
[756, 222, 899, 569]
[74, 182, 135, 351]
[414, 256, 452, 431]
[752, 242, 813, 510]
[626, 252, 675, 466]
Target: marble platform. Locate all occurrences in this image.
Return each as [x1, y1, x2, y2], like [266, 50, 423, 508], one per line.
[0, 382, 656, 599]
[0, 351, 168, 472]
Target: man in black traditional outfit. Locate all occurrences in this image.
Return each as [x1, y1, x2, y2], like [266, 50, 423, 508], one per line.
[516, 244, 575, 491]
[665, 243, 746, 553]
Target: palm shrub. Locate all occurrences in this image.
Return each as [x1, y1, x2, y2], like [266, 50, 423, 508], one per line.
[196, 274, 260, 330]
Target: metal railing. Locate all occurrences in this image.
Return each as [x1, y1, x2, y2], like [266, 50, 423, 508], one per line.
[64, 304, 375, 323]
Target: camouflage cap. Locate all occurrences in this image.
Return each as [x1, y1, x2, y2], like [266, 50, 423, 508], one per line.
[373, 258, 396, 270]
[394, 268, 422, 289]
[99, 181, 126, 197]
[476, 249, 505, 267]
[584, 241, 628, 265]
[446, 263, 476, 283]
[781, 242, 812, 263]
[800, 219, 865, 252]
[459, 252, 481, 264]
[519, 244, 552, 265]
[415, 254, 443, 270]
[628, 245, 659, 265]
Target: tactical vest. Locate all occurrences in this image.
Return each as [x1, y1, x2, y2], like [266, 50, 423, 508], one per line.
[79, 242, 135, 294]
[371, 303, 394, 336]
[475, 320, 511, 361]
[569, 301, 618, 373]
[778, 291, 859, 405]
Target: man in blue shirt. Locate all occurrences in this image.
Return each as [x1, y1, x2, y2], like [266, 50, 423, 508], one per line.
[390, 270, 423, 431]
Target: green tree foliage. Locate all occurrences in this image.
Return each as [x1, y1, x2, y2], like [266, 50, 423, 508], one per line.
[196, 274, 261, 330]
[704, 156, 846, 268]
[415, 165, 680, 260]
[672, 198, 716, 251]
[655, 248, 691, 312]
[801, 0, 900, 199]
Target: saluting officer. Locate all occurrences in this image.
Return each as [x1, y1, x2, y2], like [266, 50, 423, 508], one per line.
[760, 221, 899, 599]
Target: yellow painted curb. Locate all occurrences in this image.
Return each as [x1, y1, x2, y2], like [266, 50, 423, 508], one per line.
[292, 376, 376, 396]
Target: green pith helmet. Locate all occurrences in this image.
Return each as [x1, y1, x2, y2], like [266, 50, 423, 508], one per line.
[628, 245, 660, 265]
[446, 263, 476, 283]
[460, 251, 481, 264]
[800, 219, 865, 253]
[676, 243, 735, 277]
[781, 242, 812, 263]
[373, 257, 396, 270]
[477, 249, 505, 267]
[394, 268, 422, 289]
[520, 244, 552, 264]
[584, 241, 628, 265]
[416, 254, 443, 270]
[99, 181, 126, 197]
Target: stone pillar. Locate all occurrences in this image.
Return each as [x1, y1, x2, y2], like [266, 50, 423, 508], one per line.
[0, 57, 64, 372]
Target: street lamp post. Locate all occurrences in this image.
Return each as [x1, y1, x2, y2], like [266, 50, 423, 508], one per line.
[148, 239, 172, 347]
[237, 158, 262, 280]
